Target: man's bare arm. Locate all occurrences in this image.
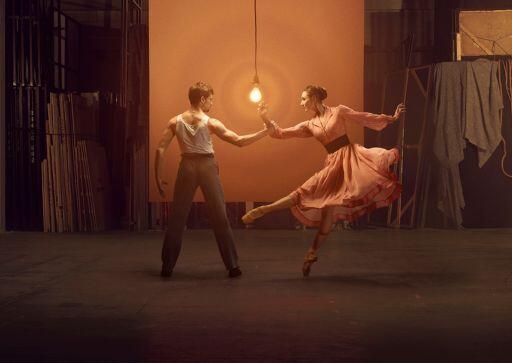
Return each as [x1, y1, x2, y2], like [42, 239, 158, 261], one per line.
[208, 118, 269, 147]
[154, 118, 176, 197]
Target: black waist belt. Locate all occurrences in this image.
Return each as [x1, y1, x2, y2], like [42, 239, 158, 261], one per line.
[324, 134, 350, 154]
[181, 153, 214, 158]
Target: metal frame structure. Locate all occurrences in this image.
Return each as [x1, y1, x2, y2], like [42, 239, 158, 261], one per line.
[372, 64, 433, 229]
[4, 0, 149, 231]
[50, 0, 80, 91]
[1, 0, 5, 231]
[121, 0, 148, 231]
[5, 0, 51, 230]
[120, 0, 141, 108]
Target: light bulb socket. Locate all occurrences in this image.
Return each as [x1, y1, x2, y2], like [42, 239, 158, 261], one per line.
[252, 74, 260, 85]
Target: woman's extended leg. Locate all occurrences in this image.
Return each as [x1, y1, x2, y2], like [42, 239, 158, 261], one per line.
[302, 206, 335, 277]
[241, 195, 296, 224]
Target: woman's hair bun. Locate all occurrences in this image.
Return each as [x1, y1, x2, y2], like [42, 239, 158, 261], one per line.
[304, 85, 328, 101]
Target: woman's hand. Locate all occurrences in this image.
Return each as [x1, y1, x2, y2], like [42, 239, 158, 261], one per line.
[393, 103, 406, 120]
[258, 102, 278, 136]
[257, 101, 270, 121]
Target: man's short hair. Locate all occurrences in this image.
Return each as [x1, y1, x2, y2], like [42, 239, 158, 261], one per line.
[188, 82, 214, 106]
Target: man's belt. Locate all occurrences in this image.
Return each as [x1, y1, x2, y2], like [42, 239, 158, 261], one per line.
[181, 153, 214, 158]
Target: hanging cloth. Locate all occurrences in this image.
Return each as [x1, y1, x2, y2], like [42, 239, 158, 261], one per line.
[432, 62, 467, 228]
[465, 59, 504, 168]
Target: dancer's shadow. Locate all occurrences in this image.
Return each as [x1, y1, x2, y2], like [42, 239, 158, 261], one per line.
[142, 268, 235, 281]
[266, 271, 465, 288]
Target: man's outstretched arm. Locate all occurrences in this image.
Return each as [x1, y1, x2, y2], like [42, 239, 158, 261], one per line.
[208, 118, 270, 147]
[154, 118, 176, 197]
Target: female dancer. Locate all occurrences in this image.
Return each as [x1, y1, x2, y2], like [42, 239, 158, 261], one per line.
[242, 85, 405, 276]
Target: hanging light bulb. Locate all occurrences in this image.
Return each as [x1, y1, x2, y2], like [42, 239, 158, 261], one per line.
[249, 85, 262, 103]
[249, 0, 262, 103]
[249, 75, 262, 103]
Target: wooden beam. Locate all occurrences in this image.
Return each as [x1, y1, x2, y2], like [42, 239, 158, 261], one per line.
[459, 23, 493, 55]
[411, 69, 427, 98]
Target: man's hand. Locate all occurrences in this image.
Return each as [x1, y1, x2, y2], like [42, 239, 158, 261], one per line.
[157, 179, 168, 198]
[264, 121, 276, 135]
[393, 103, 406, 120]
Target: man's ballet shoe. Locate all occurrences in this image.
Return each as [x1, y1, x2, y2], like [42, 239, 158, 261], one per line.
[161, 264, 173, 278]
[302, 251, 318, 277]
[228, 267, 242, 278]
[241, 207, 265, 224]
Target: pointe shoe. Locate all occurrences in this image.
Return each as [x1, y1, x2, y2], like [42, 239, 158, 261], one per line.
[302, 251, 318, 277]
[241, 207, 265, 224]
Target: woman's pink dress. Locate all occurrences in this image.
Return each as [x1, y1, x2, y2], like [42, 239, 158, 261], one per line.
[271, 105, 402, 227]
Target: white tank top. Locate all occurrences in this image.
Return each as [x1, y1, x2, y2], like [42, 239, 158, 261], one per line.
[175, 113, 214, 154]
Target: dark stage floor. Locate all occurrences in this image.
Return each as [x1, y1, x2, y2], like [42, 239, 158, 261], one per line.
[1, 228, 512, 362]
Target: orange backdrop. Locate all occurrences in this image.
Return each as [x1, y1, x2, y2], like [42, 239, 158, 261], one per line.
[149, 0, 364, 202]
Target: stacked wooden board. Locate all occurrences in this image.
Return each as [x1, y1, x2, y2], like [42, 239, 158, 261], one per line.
[41, 92, 111, 232]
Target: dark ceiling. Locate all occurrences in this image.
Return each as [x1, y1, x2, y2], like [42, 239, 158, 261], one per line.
[60, 0, 148, 27]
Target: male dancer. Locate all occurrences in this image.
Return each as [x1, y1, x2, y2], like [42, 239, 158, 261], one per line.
[155, 82, 271, 278]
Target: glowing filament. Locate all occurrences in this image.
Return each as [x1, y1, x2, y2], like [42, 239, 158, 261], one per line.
[249, 85, 262, 103]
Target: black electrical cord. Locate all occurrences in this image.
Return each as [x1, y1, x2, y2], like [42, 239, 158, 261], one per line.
[254, 0, 258, 78]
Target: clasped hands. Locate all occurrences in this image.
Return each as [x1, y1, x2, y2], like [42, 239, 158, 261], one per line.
[258, 101, 276, 135]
